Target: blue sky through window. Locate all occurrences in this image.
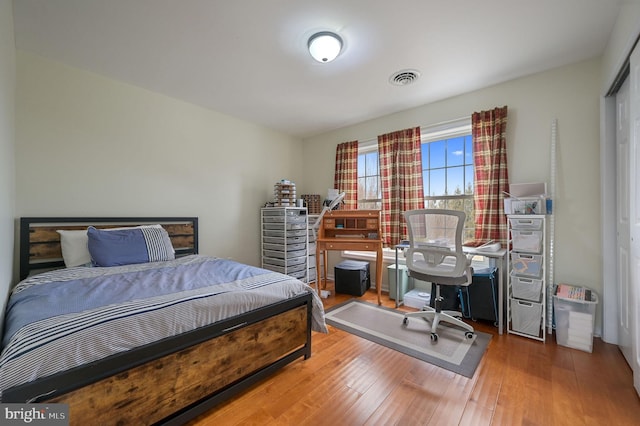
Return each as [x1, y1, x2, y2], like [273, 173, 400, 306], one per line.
[357, 133, 473, 206]
[423, 135, 473, 197]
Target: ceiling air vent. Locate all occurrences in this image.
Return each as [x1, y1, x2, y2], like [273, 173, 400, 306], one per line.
[389, 69, 421, 86]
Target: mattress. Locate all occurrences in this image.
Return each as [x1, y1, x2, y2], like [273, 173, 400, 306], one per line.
[0, 254, 326, 399]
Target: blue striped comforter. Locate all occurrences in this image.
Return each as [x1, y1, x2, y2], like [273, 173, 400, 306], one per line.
[0, 255, 326, 399]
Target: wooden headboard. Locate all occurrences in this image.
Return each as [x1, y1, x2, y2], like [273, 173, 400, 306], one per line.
[19, 217, 199, 280]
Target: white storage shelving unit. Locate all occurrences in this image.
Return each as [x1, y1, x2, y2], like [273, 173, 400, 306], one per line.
[507, 214, 547, 342]
[307, 214, 319, 285]
[261, 207, 309, 282]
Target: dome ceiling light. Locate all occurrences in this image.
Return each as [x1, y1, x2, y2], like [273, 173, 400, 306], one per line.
[308, 31, 343, 63]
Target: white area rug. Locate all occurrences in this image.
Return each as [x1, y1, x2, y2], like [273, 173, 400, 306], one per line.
[325, 300, 491, 378]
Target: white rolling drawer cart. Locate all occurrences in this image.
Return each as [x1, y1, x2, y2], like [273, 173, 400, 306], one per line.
[261, 207, 309, 282]
[507, 215, 547, 341]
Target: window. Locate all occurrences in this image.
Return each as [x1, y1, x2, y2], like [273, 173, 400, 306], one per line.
[357, 119, 474, 240]
[422, 134, 474, 241]
[357, 149, 381, 210]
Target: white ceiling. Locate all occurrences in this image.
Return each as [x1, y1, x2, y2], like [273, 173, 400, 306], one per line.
[12, 0, 623, 138]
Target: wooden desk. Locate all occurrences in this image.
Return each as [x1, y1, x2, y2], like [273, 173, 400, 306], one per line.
[316, 210, 383, 305]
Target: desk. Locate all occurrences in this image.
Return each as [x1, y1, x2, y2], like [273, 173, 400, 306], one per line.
[394, 244, 507, 335]
[316, 210, 383, 305]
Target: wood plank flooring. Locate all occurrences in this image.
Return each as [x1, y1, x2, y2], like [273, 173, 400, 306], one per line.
[188, 284, 640, 425]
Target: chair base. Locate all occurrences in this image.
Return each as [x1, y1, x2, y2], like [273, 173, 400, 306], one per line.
[403, 305, 475, 342]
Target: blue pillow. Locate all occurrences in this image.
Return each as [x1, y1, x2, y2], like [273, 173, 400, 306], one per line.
[87, 226, 175, 267]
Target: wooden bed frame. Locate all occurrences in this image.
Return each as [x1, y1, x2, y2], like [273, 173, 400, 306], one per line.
[5, 217, 314, 425]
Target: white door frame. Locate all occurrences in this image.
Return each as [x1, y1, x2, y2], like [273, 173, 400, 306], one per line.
[629, 45, 640, 395]
[601, 32, 640, 398]
[601, 95, 618, 343]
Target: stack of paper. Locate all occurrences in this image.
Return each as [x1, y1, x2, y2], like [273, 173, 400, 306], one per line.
[567, 310, 594, 352]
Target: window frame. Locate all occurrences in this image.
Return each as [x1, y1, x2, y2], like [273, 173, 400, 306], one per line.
[420, 120, 474, 241]
[356, 117, 473, 211]
[357, 145, 382, 210]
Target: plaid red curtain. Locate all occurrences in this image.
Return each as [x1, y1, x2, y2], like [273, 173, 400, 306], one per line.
[378, 127, 424, 246]
[334, 141, 359, 210]
[472, 106, 509, 246]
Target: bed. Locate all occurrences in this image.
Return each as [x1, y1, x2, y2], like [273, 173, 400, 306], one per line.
[1, 217, 327, 425]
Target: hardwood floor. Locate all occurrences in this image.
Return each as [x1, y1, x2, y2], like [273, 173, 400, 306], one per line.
[188, 284, 640, 425]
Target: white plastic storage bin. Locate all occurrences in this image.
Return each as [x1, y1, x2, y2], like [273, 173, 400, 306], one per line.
[403, 289, 431, 309]
[511, 230, 543, 253]
[511, 299, 543, 336]
[510, 274, 543, 302]
[505, 198, 545, 215]
[388, 264, 413, 301]
[553, 292, 598, 353]
[510, 253, 543, 278]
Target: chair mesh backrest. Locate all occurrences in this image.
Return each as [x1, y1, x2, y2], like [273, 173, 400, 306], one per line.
[404, 209, 464, 253]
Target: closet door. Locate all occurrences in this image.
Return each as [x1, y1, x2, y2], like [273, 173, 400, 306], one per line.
[617, 77, 632, 366]
[629, 44, 640, 395]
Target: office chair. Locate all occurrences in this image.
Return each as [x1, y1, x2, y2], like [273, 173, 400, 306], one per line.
[401, 209, 475, 342]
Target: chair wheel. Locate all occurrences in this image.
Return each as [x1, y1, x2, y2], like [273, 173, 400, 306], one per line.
[402, 317, 408, 325]
[465, 331, 474, 339]
[430, 333, 438, 342]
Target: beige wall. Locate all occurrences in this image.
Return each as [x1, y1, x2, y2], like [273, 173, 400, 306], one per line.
[302, 58, 603, 325]
[15, 51, 305, 269]
[0, 0, 16, 333]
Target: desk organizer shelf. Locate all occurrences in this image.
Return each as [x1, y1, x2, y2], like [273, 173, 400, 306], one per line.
[301, 194, 322, 215]
[316, 210, 383, 305]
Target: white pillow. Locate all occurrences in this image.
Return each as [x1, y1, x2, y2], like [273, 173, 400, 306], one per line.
[57, 229, 91, 267]
[57, 224, 166, 268]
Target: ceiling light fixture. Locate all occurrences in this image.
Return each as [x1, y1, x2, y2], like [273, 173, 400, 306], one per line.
[308, 31, 343, 63]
